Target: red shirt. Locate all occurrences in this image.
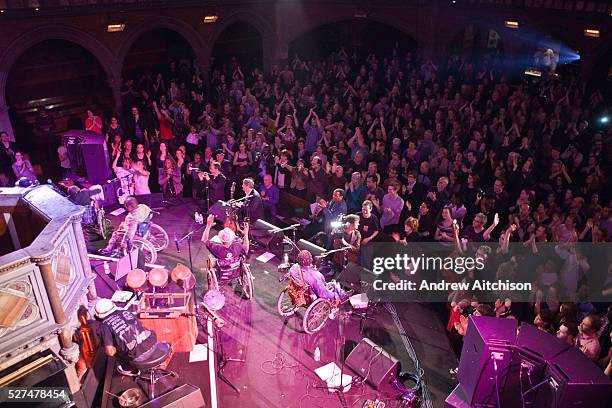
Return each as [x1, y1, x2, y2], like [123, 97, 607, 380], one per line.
[158, 114, 175, 140]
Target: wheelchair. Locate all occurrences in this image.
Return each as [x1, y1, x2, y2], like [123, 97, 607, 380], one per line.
[276, 270, 336, 335]
[205, 255, 254, 300]
[114, 214, 169, 265]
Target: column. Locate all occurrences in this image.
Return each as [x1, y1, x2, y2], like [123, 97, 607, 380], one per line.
[108, 77, 123, 114]
[0, 103, 14, 141]
[36, 257, 80, 393]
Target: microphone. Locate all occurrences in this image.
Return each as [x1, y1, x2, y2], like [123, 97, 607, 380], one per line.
[174, 233, 180, 253]
[107, 177, 119, 183]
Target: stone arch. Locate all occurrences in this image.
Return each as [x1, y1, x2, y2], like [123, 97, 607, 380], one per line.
[0, 24, 118, 108]
[205, 11, 277, 66]
[117, 16, 207, 68]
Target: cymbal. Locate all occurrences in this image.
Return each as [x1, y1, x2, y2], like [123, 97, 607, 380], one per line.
[203, 290, 225, 311]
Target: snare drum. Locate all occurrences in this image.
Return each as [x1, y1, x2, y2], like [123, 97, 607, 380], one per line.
[126, 269, 148, 292]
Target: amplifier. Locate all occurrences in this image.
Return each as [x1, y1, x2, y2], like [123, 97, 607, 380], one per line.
[345, 338, 400, 390]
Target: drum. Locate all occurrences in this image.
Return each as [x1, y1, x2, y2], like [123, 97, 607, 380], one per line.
[148, 268, 168, 288]
[171, 263, 196, 291]
[126, 269, 148, 292]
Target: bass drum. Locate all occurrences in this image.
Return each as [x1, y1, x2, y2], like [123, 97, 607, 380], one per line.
[126, 269, 148, 293]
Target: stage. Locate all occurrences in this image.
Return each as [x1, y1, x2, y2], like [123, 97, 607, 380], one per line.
[89, 198, 459, 408]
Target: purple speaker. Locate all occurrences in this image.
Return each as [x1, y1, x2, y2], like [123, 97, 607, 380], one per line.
[345, 338, 400, 390]
[501, 323, 570, 407]
[458, 316, 517, 406]
[535, 345, 612, 408]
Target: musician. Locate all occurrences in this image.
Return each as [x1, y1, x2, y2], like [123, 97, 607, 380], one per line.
[95, 298, 157, 375]
[112, 155, 134, 197]
[201, 214, 249, 281]
[289, 250, 348, 303]
[67, 185, 102, 206]
[333, 214, 361, 265]
[198, 161, 227, 206]
[99, 197, 152, 255]
[241, 178, 264, 223]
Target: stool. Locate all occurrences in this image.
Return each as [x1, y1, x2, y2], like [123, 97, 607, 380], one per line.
[131, 342, 175, 399]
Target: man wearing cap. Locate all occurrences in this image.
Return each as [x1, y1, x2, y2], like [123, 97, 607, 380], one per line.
[201, 213, 249, 282]
[99, 197, 152, 255]
[95, 298, 157, 374]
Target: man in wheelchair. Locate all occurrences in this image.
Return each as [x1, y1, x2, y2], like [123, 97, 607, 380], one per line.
[289, 250, 349, 305]
[99, 196, 152, 256]
[201, 214, 250, 282]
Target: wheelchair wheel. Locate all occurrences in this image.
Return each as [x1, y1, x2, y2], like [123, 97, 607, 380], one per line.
[239, 262, 254, 299]
[132, 238, 157, 264]
[303, 298, 332, 334]
[148, 223, 169, 251]
[277, 289, 297, 316]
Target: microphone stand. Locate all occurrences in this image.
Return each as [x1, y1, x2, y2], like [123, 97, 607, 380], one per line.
[175, 224, 207, 271]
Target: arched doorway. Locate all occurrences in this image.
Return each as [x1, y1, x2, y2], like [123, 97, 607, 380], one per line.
[122, 28, 196, 87]
[211, 21, 263, 73]
[289, 21, 351, 60]
[6, 39, 112, 174]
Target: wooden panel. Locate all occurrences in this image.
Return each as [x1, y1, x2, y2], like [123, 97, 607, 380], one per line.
[0, 292, 29, 327]
[139, 315, 197, 353]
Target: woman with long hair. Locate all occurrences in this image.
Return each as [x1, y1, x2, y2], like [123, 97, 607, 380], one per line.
[159, 158, 183, 198]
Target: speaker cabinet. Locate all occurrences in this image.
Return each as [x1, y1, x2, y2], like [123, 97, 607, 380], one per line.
[535, 345, 612, 408]
[251, 219, 284, 254]
[345, 338, 400, 390]
[64, 130, 111, 183]
[458, 316, 517, 406]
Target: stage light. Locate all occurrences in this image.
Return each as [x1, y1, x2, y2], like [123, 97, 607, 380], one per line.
[203, 15, 218, 23]
[600, 116, 610, 124]
[505, 20, 519, 29]
[330, 221, 343, 229]
[584, 29, 600, 38]
[524, 68, 542, 77]
[107, 23, 125, 33]
[354, 10, 368, 18]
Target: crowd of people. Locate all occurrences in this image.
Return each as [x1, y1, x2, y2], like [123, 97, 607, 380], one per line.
[3, 42, 611, 375]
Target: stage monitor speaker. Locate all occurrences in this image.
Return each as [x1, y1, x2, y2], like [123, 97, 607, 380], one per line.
[135, 193, 164, 209]
[534, 345, 612, 408]
[138, 383, 205, 408]
[296, 239, 326, 258]
[345, 337, 400, 390]
[251, 219, 284, 254]
[444, 384, 471, 408]
[458, 316, 517, 406]
[100, 180, 119, 207]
